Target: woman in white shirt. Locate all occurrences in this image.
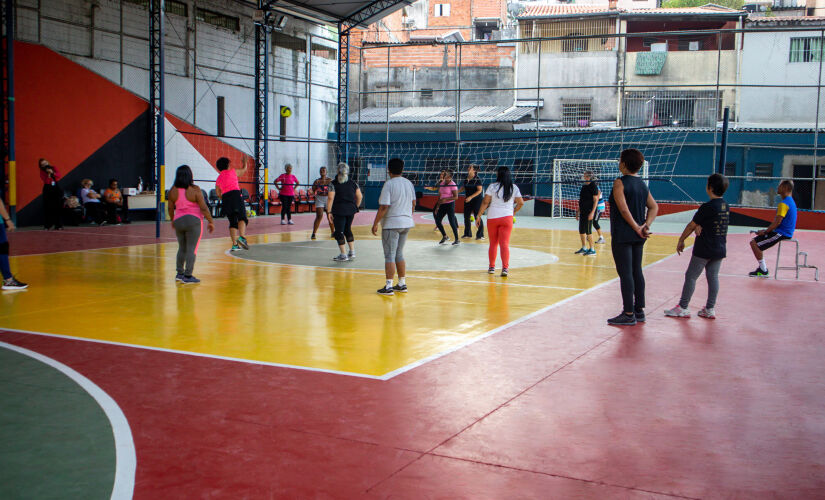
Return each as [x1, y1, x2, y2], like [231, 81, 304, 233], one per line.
[477, 166, 524, 277]
[80, 179, 106, 225]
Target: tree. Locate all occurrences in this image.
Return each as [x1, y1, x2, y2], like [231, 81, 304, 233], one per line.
[661, 0, 745, 9]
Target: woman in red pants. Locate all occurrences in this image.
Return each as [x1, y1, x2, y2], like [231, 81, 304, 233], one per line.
[477, 166, 524, 277]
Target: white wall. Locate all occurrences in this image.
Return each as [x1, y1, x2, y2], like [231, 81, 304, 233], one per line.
[740, 30, 825, 127]
[13, 0, 340, 188]
[517, 51, 619, 122]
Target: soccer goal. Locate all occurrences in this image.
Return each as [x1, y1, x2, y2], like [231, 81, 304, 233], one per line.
[551, 159, 649, 218]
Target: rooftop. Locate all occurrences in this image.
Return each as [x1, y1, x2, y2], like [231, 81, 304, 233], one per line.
[349, 106, 533, 124]
[516, 3, 745, 20]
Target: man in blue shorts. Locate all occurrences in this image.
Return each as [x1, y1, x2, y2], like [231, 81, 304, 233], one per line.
[749, 179, 797, 277]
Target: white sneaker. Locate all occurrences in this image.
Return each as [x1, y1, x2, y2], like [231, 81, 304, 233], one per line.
[332, 254, 349, 262]
[596, 237, 605, 244]
[664, 305, 691, 318]
[697, 307, 716, 319]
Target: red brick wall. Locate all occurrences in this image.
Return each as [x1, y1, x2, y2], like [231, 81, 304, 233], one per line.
[361, 43, 514, 68]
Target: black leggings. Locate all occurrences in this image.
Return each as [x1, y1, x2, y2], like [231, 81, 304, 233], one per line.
[593, 209, 602, 231]
[435, 203, 459, 240]
[43, 184, 63, 229]
[279, 195, 294, 220]
[333, 214, 354, 246]
[612, 240, 646, 313]
[462, 197, 484, 238]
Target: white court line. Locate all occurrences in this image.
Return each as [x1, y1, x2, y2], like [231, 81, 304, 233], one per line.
[0, 340, 136, 499]
[0, 327, 385, 380]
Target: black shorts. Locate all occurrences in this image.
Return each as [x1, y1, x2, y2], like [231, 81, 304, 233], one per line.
[753, 231, 790, 251]
[221, 190, 248, 229]
[579, 215, 593, 235]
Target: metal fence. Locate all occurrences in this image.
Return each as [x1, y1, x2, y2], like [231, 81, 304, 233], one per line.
[343, 26, 825, 211]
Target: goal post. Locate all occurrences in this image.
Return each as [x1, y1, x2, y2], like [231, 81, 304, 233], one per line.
[551, 159, 648, 218]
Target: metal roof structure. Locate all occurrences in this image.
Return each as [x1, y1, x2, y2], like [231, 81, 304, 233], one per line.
[350, 106, 534, 124]
[621, 4, 746, 19]
[516, 4, 618, 19]
[231, 0, 413, 28]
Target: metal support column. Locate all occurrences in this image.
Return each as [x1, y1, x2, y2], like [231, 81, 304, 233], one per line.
[1, 0, 14, 220]
[254, 12, 270, 205]
[337, 24, 350, 163]
[149, 0, 165, 238]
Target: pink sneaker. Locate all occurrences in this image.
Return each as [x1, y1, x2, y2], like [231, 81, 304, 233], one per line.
[697, 307, 716, 319]
[664, 305, 690, 318]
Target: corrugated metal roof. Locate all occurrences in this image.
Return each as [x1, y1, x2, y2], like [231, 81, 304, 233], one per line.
[349, 106, 533, 124]
[623, 4, 745, 16]
[517, 4, 618, 19]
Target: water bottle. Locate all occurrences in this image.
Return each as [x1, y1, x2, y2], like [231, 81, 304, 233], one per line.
[137, 177, 143, 193]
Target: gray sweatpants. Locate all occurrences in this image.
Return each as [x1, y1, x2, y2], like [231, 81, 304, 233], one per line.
[679, 255, 723, 309]
[382, 227, 410, 263]
[173, 215, 202, 276]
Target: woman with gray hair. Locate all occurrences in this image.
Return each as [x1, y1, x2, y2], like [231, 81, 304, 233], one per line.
[327, 162, 363, 261]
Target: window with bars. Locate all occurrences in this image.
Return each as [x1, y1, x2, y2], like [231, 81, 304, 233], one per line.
[274, 32, 307, 53]
[374, 86, 402, 107]
[755, 163, 774, 177]
[124, 0, 187, 16]
[790, 37, 823, 63]
[474, 20, 498, 41]
[420, 88, 434, 100]
[562, 102, 592, 127]
[520, 19, 616, 54]
[196, 8, 240, 31]
[311, 43, 337, 60]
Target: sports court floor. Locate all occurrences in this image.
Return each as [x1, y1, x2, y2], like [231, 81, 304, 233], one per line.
[1, 212, 824, 498]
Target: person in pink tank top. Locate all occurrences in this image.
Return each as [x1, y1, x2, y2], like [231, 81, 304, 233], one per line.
[275, 164, 299, 225]
[168, 165, 215, 284]
[425, 169, 460, 245]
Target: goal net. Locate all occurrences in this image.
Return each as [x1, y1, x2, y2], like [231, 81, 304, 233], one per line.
[340, 127, 689, 210]
[551, 159, 648, 218]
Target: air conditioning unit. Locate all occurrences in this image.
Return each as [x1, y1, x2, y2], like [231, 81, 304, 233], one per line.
[402, 19, 415, 29]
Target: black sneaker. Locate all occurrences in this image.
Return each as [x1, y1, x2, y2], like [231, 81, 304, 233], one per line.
[438, 236, 449, 245]
[501, 268, 509, 277]
[175, 273, 184, 282]
[574, 248, 587, 255]
[311, 234, 316, 240]
[392, 284, 408, 293]
[607, 312, 637, 326]
[488, 267, 495, 274]
[452, 240, 460, 246]
[635, 309, 646, 323]
[377, 286, 394, 296]
[748, 267, 769, 277]
[181, 275, 201, 284]
[2, 277, 28, 290]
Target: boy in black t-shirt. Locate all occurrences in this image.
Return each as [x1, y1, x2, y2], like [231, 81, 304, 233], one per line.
[665, 173, 730, 320]
[575, 171, 600, 256]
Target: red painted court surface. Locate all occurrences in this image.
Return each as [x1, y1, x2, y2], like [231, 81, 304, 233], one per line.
[2, 216, 825, 499]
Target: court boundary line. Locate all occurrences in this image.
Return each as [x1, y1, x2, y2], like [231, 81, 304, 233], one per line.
[0, 340, 137, 500]
[0, 328, 386, 380]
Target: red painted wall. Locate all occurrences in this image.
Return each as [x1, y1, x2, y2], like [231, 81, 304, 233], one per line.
[14, 42, 147, 211]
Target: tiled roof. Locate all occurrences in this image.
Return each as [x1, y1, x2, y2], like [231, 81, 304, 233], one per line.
[747, 16, 825, 24]
[517, 4, 618, 19]
[349, 106, 533, 124]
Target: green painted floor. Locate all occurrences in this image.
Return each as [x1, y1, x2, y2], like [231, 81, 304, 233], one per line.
[0, 347, 116, 500]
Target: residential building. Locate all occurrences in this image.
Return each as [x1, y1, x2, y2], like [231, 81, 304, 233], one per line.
[739, 16, 825, 209]
[349, 0, 517, 113]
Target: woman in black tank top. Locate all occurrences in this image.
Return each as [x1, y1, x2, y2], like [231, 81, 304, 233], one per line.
[607, 149, 659, 326]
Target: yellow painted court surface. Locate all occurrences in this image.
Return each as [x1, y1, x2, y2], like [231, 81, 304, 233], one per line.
[0, 225, 681, 377]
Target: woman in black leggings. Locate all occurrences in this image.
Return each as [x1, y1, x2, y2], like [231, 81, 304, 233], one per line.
[461, 164, 484, 240]
[328, 162, 362, 262]
[427, 169, 460, 245]
[607, 149, 658, 326]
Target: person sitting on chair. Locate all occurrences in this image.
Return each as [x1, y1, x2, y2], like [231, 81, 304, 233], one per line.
[80, 179, 106, 226]
[103, 178, 130, 225]
[749, 179, 797, 277]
